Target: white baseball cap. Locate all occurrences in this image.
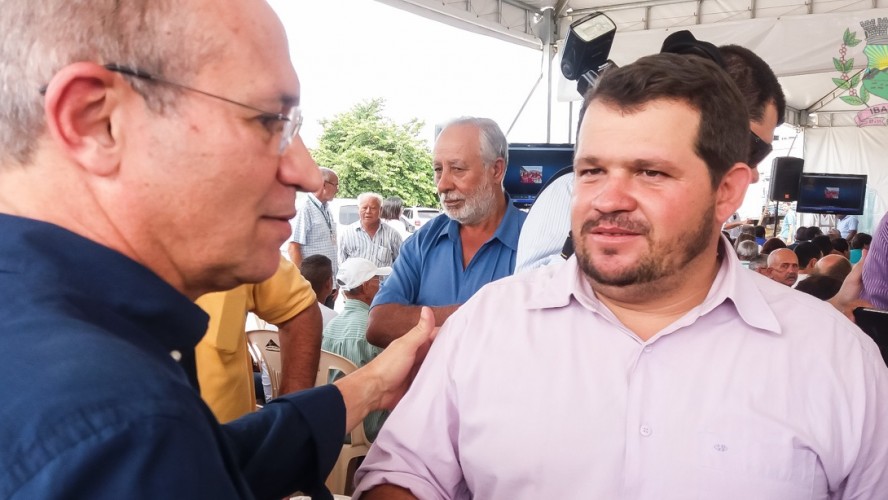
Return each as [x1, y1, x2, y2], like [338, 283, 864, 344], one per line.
[336, 258, 392, 291]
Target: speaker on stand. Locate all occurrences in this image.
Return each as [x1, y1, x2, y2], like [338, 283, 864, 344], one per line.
[768, 156, 804, 238]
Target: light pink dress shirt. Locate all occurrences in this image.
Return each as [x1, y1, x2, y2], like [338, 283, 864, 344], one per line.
[354, 242, 888, 499]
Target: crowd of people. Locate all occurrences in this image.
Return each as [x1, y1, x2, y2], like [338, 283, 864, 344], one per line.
[1, 1, 887, 499]
[724, 222, 867, 302]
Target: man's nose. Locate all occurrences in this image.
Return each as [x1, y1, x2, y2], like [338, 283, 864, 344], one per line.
[589, 175, 638, 214]
[436, 170, 454, 193]
[279, 135, 322, 193]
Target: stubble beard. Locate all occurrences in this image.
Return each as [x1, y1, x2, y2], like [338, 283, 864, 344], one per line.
[575, 204, 716, 290]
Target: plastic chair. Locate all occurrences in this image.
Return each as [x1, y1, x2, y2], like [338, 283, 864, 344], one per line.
[246, 330, 282, 399]
[315, 350, 369, 496]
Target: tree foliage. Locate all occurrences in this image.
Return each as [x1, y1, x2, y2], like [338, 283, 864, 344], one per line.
[312, 98, 437, 207]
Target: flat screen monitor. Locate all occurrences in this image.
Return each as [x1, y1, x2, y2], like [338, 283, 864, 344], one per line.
[505, 143, 575, 208]
[796, 173, 867, 215]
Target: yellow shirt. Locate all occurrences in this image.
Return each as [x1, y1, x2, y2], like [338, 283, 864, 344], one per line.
[195, 256, 316, 423]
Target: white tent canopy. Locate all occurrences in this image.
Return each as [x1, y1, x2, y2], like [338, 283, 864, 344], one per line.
[379, 0, 888, 225]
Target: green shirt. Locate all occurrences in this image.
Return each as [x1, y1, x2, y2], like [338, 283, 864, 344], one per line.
[322, 299, 387, 441]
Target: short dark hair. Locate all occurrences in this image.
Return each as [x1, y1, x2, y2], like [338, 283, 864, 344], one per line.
[754, 225, 766, 238]
[795, 226, 809, 241]
[585, 53, 749, 188]
[832, 238, 850, 253]
[794, 241, 822, 268]
[719, 45, 786, 125]
[851, 232, 872, 250]
[761, 237, 787, 254]
[812, 235, 834, 258]
[795, 275, 842, 300]
[299, 255, 333, 298]
[381, 196, 404, 220]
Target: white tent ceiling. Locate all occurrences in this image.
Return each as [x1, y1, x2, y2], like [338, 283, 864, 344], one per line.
[378, 0, 888, 126]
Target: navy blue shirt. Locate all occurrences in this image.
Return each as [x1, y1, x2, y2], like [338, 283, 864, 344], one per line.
[0, 214, 344, 499]
[372, 196, 526, 307]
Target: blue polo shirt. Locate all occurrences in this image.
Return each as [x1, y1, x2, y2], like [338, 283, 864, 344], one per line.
[372, 197, 526, 307]
[0, 214, 343, 499]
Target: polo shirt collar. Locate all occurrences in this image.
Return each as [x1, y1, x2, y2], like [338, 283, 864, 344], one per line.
[437, 193, 523, 250]
[527, 235, 782, 335]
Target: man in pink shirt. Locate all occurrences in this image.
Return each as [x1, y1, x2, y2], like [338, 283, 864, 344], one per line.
[354, 54, 888, 499]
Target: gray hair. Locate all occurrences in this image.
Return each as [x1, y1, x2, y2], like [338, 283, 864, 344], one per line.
[442, 117, 508, 168]
[748, 254, 768, 272]
[319, 167, 337, 182]
[0, 0, 218, 166]
[736, 240, 759, 261]
[357, 192, 383, 206]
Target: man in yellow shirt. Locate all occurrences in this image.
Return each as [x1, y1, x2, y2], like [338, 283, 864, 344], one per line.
[196, 256, 322, 423]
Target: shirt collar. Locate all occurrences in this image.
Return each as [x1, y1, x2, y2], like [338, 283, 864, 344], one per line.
[437, 192, 523, 250]
[526, 235, 782, 335]
[342, 298, 371, 312]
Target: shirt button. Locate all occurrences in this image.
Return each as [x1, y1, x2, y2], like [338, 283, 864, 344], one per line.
[170, 350, 182, 362]
[643, 346, 653, 353]
[639, 425, 652, 437]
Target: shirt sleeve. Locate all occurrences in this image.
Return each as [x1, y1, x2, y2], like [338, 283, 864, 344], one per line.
[12, 405, 249, 499]
[352, 314, 468, 499]
[833, 336, 888, 498]
[338, 227, 350, 265]
[371, 231, 423, 307]
[291, 206, 312, 245]
[224, 385, 346, 499]
[10, 385, 345, 500]
[515, 174, 573, 272]
[248, 256, 316, 324]
[390, 228, 402, 263]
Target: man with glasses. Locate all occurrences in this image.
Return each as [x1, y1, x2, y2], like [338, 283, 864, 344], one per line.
[515, 33, 784, 272]
[0, 1, 435, 498]
[289, 167, 341, 289]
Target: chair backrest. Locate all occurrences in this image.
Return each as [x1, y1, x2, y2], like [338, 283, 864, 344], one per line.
[315, 350, 368, 447]
[246, 329, 282, 398]
[315, 349, 358, 386]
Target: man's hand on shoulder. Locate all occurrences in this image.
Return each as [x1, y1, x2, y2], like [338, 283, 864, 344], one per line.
[334, 307, 437, 431]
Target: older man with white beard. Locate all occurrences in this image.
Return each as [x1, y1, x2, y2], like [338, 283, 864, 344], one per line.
[366, 117, 527, 347]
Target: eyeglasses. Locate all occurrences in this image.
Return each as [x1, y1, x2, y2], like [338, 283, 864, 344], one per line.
[324, 180, 339, 189]
[40, 63, 302, 155]
[748, 130, 773, 168]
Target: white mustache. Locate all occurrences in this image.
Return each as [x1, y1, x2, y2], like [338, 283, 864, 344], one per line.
[439, 193, 464, 203]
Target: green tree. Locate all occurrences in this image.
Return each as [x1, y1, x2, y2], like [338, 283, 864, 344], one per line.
[312, 98, 437, 207]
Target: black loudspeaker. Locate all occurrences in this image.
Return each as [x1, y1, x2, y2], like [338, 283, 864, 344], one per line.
[768, 156, 804, 201]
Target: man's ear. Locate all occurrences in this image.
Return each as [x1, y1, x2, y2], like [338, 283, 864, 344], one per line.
[42, 62, 124, 177]
[715, 163, 752, 224]
[491, 157, 507, 182]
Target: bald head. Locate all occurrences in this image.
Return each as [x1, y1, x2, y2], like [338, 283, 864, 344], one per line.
[767, 248, 799, 287]
[814, 254, 852, 282]
[315, 167, 339, 203]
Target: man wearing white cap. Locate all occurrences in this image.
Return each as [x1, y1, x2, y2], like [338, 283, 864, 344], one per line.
[323, 257, 392, 441]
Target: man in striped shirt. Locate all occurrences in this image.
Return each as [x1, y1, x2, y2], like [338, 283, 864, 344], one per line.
[339, 192, 403, 268]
